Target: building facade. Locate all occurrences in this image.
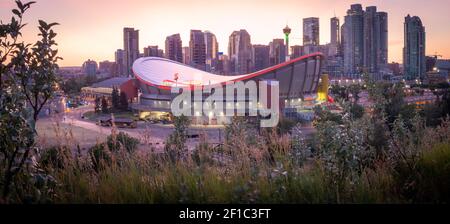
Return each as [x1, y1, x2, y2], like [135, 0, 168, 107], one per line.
[189, 30, 206, 70]
[182, 46, 191, 65]
[342, 4, 365, 76]
[291, 45, 304, 59]
[82, 59, 98, 76]
[165, 33, 183, 63]
[123, 27, 139, 77]
[132, 53, 324, 124]
[363, 6, 388, 75]
[143, 45, 163, 57]
[204, 31, 219, 72]
[99, 60, 115, 74]
[269, 39, 286, 66]
[216, 53, 230, 75]
[228, 30, 253, 74]
[341, 4, 388, 78]
[252, 44, 270, 72]
[330, 17, 340, 56]
[303, 17, 320, 46]
[403, 14, 426, 80]
[115, 49, 125, 76]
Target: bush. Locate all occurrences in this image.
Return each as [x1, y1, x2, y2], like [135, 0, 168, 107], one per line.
[39, 146, 71, 169]
[349, 103, 364, 119]
[415, 143, 450, 203]
[107, 132, 140, 153]
[89, 143, 112, 171]
[277, 118, 296, 135]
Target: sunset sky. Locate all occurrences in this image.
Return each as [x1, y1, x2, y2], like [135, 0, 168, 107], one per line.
[1, 0, 449, 67]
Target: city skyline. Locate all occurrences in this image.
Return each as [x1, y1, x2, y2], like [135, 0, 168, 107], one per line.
[1, 0, 449, 66]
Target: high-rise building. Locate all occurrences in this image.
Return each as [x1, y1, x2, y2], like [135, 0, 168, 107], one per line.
[182, 47, 191, 65]
[252, 44, 270, 71]
[388, 62, 401, 76]
[165, 33, 183, 63]
[330, 17, 340, 56]
[403, 14, 426, 80]
[341, 4, 388, 77]
[228, 29, 253, 74]
[115, 49, 125, 76]
[82, 59, 98, 76]
[143, 45, 161, 57]
[342, 4, 364, 75]
[283, 25, 291, 61]
[123, 27, 139, 77]
[363, 6, 388, 74]
[291, 45, 304, 59]
[204, 31, 219, 72]
[99, 60, 115, 74]
[157, 49, 164, 58]
[216, 53, 230, 75]
[378, 12, 388, 70]
[204, 31, 219, 61]
[189, 30, 206, 70]
[269, 39, 286, 66]
[303, 17, 320, 46]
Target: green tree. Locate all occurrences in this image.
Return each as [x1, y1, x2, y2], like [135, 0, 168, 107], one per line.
[119, 91, 128, 111]
[94, 97, 101, 113]
[164, 115, 190, 163]
[107, 132, 139, 153]
[111, 86, 119, 110]
[60, 77, 84, 95]
[18, 21, 60, 121]
[348, 84, 362, 104]
[1, 0, 60, 200]
[101, 96, 108, 114]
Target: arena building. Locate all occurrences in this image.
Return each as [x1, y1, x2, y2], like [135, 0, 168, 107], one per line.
[131, 52, 326, 124]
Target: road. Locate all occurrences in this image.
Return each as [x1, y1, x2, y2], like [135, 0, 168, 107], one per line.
[58, 104, 316, 150]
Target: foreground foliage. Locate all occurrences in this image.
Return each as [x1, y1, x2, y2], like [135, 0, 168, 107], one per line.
[27, 115, 449, 204]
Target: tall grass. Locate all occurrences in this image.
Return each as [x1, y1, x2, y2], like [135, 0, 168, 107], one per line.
[30, 117, 450, 204]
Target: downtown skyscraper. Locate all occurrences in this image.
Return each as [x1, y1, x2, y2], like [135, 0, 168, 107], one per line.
[228, 29, 252, 74]
[341, 4, 388, 78]
[123, 27, 139, 77]
[143, 45, 163, 57]
[204, 31, 219, 69]
[342, 4, 365, 75]
[252, 44, 270, 71]
[330, 17, 340, 56]
[269, 39, 286, 66]
[403, 15, 426, 80]
[114, 49, 125, 76]
[363, 6, 388, 75]
[303, 17, 320, 46]
[165, 33, 183, 63]
[303, 17, 320, 55]
[189, 30, 206, 70]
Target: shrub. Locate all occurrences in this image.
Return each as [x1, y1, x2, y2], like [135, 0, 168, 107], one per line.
[277, 118, 296, 135]
[39, 146, 71, 169]
[415, 143, 450, 203]
[107, 132, 139, 153]
[164, 115, 190, 163]
[89, 143, 112, 171]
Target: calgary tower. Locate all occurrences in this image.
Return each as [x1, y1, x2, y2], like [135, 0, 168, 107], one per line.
[283, 25, 291, 61]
